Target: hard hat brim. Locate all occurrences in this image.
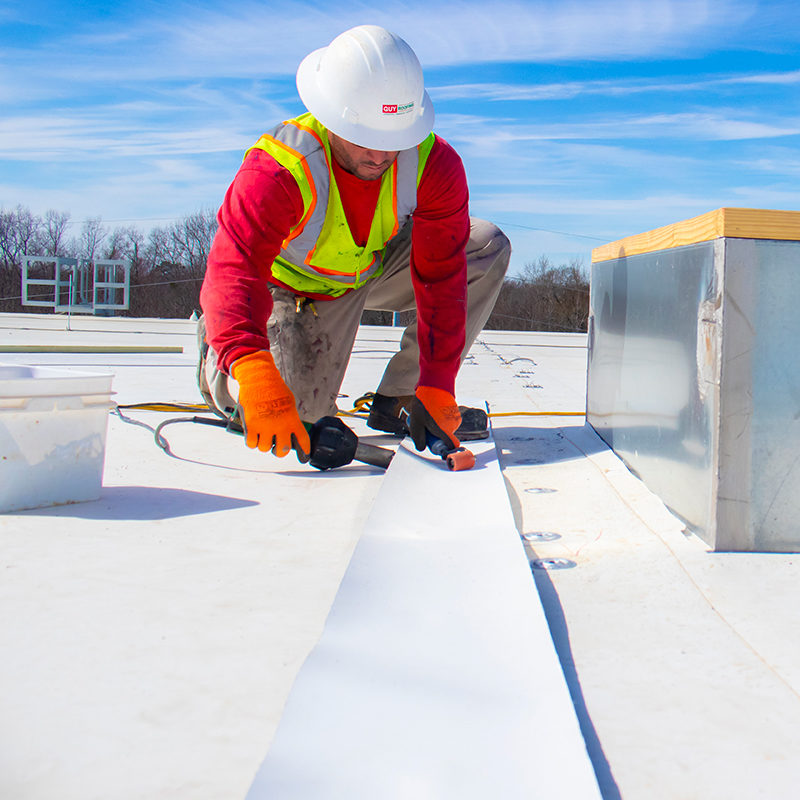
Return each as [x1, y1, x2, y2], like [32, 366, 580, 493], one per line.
[296, 47, 435, 152]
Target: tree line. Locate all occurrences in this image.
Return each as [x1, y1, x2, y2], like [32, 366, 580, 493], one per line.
[0, 205, 215, 318]
[0, 205, 588, 332]
[361, 256, 589, 333]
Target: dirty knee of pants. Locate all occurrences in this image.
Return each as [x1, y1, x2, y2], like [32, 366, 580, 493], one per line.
[267, 295, 350, 421]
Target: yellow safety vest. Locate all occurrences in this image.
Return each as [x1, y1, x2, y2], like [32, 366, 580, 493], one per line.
[247, 113, 435, 297]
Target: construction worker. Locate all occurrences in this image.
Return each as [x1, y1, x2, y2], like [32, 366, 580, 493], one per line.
[198, 24, 510, 462]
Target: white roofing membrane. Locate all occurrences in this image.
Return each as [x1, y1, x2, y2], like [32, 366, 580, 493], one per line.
[247, 436, 600, 799]
[2, 312, 800, 799]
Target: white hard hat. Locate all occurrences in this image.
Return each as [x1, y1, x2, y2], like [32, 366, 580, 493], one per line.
[296, 25, 434, 151]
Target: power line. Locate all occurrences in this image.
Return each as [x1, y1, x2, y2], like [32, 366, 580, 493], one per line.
[62, 216, 193, 226]
[487, 310, 586, 334]
[493, 220, 608, 243]
[0, 276, 203, 304]
[37, 211, 608, 242]
[8, 207, 607, 245]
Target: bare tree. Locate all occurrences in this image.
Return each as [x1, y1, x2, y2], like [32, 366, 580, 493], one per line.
[1, 204, 591, 328]
[0, 205, 43, 267]
[43, 209, 71, 256]
[0, 205, 215, 317]
[144, 209, 217, 278]
[486, 256, 589, 332]
[103, 225, 143, 260]
[126, 227, 146, 270]
[78, 216, 107, 260]
[0, 209, 15, 267]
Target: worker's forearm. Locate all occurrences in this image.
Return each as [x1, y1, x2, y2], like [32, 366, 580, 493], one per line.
[411, 137, 470, 393]
[200, 151, 304, 372]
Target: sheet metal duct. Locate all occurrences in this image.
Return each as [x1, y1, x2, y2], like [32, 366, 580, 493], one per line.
[587, 208, 800, 552]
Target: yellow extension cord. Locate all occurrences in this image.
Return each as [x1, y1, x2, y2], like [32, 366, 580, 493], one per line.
[116, 400, 585, 418]
[113, 399, 585, 461]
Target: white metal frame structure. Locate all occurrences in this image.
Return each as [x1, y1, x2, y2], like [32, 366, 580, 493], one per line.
[21, 256, 130, 314]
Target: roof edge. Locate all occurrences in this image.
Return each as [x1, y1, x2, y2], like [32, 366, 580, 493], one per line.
[592, 207, 800, 263]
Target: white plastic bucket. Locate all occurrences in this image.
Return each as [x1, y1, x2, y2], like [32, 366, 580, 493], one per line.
[0, 363, 113, 512]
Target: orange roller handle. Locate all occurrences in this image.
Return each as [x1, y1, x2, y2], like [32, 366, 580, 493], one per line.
[445, 447, 476, 471]
[426, 432, 476, 471]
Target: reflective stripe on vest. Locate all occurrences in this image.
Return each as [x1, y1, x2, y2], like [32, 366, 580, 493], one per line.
[247, 112, 435, 297]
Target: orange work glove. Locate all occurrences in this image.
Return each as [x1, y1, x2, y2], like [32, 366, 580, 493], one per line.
[231, 351, 311, 459]
[408, 386, 462, 452]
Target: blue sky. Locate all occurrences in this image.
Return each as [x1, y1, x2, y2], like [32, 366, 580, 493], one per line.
[2, 0, 800, 274]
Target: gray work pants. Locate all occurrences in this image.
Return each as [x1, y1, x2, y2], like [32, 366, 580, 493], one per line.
[201, 217, 510, 421]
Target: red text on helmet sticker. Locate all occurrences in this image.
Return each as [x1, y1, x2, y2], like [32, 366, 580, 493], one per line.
[381, 102, 414, 115]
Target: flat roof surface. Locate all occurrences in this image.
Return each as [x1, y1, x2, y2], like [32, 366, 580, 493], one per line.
[2, 312, 800, 799]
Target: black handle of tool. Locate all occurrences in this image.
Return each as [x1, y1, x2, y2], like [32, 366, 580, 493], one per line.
[195, 414, 393, 470]
[308, 416, 395, 471]
[354, 441, 394, 470]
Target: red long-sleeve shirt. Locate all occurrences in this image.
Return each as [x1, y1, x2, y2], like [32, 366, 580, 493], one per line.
[200, 133, 469, 394]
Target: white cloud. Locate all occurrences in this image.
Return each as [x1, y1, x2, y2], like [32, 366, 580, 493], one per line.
[378, 0, 758, 66]
[0, 112, 252, 160]
[745, 148, 800, 178]
[477, 191, 715, 217]
[0, 78, 295, 164]
[9, 0, 761, 87]
[465, 142, 707, 193]
[726, 186, 800, 207]
[430, 68, 800, 103]
[0, 160, 225, 228]
[431, 83, 589, 103]
[5, 0, 798, 269]
[436, 109, 800, 146]
[622, 112, 800, 141]
[729, 70, 800, 85]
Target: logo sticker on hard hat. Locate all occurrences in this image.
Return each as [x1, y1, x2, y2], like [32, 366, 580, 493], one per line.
[381, 102, 414, 115]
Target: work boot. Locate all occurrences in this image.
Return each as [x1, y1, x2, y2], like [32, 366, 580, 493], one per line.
[364, 392, 490, 441]
[365, 392, 414, 435]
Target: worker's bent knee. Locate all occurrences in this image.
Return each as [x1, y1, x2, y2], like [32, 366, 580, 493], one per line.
[466, 219, 511, 285]
[468, 218, 511, 261]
